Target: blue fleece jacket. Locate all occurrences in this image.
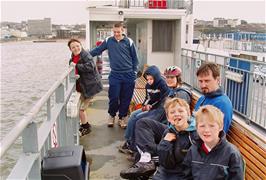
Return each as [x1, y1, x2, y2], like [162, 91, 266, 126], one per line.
[194, 88, 233, 133]
[89, 35, 139, 73]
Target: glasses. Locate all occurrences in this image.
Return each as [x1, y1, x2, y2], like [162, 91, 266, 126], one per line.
[166, 76, 176, 79]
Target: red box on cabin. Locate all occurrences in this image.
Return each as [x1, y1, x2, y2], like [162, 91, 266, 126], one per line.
[148, 0, 167, 9]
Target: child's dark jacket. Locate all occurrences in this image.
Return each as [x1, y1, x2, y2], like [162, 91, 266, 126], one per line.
[182, 131, 244, 180]
[142, 65, 169, 110]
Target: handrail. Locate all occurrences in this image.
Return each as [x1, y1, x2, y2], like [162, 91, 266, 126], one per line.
[182, 47, 266, 65]
[0, 67, 74, 158]
[181, 48, 266, 130]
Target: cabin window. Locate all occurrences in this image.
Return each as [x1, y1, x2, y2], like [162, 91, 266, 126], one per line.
[152, 20, 173, 52]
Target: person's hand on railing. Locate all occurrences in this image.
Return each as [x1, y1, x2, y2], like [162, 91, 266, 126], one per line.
[70, 62, 76, 67]
[75, 74, 80, 80]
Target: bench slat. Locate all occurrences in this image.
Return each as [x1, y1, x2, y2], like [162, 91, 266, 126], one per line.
[228, 131, 266, 167]
[227, 136, 266, 179]
[229, 125, 266, 160]
[246, 168, 261, 180]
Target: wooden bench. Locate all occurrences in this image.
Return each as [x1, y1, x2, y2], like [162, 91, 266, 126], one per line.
[129, 65, 149, 113]
[227, 122, 266, 180]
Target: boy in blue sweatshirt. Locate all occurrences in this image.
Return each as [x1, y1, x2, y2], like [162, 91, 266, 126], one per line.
[90, 22, 139, 128]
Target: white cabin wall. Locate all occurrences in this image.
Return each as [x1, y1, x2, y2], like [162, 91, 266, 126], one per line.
[146, 20, 175, 72]
[136, 21, 148, 70]
[86, 19, 90, 49]
[186, 14, 194, 46]
[174, 18, 185, 68]
[127, 24, 136, 43]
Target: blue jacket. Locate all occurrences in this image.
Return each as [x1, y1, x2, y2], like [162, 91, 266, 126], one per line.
[182, 131, 244, 180]
[154, 118, 198, 179]
[142, 66, 170, 110]
[89, 35, 139, 73]
[194, 88, 233, 133]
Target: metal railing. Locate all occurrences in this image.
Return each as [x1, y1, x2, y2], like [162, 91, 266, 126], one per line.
[125, 0, 186, 9]
[181, 48, 266, 130]
[0, 67, 79, 179]
[88, 0, 188, 9]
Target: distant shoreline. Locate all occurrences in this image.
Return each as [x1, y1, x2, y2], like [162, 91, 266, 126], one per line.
[0, 38, 85, 44]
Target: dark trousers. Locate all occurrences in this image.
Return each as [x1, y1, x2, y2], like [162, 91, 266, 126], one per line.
[135, 118, 167, 156]
[108, 71, 135, 118]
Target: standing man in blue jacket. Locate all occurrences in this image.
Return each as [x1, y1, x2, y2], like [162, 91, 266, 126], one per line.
[90, 22, 139, 128]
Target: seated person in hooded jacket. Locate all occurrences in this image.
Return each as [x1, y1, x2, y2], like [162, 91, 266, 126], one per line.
[120, 65, 169, 152]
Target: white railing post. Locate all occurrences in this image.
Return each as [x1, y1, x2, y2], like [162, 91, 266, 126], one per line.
[66, 91, 81, 145]
[21, 122, 41, 179]
[222, 57, 229, 91]
[56, 83, 66, 146]
[22, 122, 38, 153]
[246, 63, 255, 124]
[70, 67, 76, 83]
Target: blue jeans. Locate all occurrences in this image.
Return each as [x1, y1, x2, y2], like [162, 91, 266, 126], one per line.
[125, 107, 165, 143]
[125, 109, 148, 141]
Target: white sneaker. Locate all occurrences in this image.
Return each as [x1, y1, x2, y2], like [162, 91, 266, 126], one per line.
[118, 116, 128, 129]
[108, 115, 115, 127]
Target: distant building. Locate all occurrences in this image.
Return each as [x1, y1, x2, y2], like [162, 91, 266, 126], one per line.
[194, 19, 211, 26]
[56, 26, 71, 39]
[1, 29, 11, 39]
[56, 26, 86, 39]
[213, 18, 227, 27]
[213, 18, 241, 28]
[27, 18, 52, 37]
[10, 29, 27, 38]
[227, 19, 241, 27]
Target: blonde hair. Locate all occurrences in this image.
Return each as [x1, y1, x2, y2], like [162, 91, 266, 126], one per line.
[164, 97, 191, 117]
[195, 105, 224, 129]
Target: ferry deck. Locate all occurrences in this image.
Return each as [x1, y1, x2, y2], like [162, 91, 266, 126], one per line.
[1, 0, 265, 179]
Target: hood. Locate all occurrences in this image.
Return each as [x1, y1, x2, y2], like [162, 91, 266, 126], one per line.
[168, 116, 196, 133]
[204, 88, 223, 98]
[144, 65, 162, 85]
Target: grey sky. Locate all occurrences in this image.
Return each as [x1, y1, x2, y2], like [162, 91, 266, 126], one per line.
[1, 0, 265, 24]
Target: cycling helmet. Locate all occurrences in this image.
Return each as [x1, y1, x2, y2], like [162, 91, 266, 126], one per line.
[164, 66, 182, 76]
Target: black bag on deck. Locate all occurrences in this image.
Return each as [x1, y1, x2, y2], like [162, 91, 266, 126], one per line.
[41, 145, 89, 180]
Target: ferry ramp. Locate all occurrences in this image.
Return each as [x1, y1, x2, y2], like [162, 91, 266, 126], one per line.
[81, 89, 131, 180]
